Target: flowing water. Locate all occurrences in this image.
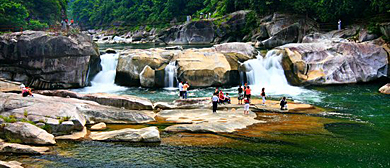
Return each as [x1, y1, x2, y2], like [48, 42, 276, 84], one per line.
[5, 45, 389, 167]
[164, 61, 177, 89]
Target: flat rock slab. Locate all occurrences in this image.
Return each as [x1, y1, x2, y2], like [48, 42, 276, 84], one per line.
[0, 142, 49, 155]
[0, 160, 23, 168]
[159, 109, 263, 133]
[55, 127, 88, 140]
[89, 126, 160, 142]
[90, 122, 107, 131]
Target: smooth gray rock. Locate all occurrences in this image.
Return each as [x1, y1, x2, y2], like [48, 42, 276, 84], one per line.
[379, 83, 390, 94]
[0, 160, 23, 168]
[3, 122, 56, 145]
[0, 142, 49, 155]
[140, 65, 155, 88]
[89, 127, 160, 142]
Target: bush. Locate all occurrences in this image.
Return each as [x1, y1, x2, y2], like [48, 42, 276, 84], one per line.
[27, 19, 48, 31]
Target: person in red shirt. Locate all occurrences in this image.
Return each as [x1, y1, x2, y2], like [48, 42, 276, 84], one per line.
[218, 90, 225, 104]
[245, 86, 251, 103]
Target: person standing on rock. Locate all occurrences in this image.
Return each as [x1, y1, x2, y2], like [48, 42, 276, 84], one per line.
[212, 93, 219, 113]
[261, 87, 266, 105]
[243, 83, 248, 100]
[245, 86, 251, 103]
[178, 81, 184, 99]
[244, 97, 250, 115]
[338, 19, 342, 30]
[183, 82, 190, 99]
[238, 85, 243, 104]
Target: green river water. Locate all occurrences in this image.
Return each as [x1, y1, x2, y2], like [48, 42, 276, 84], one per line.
[2, 44, 389, 167]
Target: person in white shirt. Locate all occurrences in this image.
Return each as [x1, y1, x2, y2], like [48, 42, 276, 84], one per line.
[212, 93, 219, 113]
[178, 81, 184, 99]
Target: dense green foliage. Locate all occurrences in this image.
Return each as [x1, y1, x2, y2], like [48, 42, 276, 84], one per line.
[70, 0, 390, 29]
[0, 0, 68, 31]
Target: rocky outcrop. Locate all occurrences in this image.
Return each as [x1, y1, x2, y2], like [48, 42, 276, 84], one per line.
[0, 142, 49, 155]
[379, 83, 390, 94]
[358, 29, 379, 42]
[89, 127, 160, 142]
[115, 43, 254, 88]
[255, 13, 319, 49]
[159, 109, 262, 133]
[158, 20, 215, 45]
[0, 31, 100, 89]
[279, 42, 388, 85]
[2, 122, 56, 145]
[90, 122, 107, 131]
[380, 22, 390, 39]
[0, 160, 23, 168]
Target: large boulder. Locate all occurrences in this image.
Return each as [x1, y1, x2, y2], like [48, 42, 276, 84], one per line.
[2, 122, 56, 145]
[115, 49, 176, 86]
[379, 83, 390, 94]
[89, 127, 160, 142]
[279, 42, 388, 85]
[139, 65, 155, 88]
[0, 31, 100, 89]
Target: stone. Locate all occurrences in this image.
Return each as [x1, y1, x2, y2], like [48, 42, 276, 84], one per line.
[380, 22, 390, 39]
[55, 127, 88, 140]
[0, 78, 22, 92]
[0, 142, 49, 155]
[160, 109, 262, 133]
[3, 122, 56, 145]
[279, 42, 388, 85]
[82, 93, 154, 110]
[0, 160, 23, 168]
[90, 122, 107, 131]
[154, 98, 212, 110]
[105, 48, 116, 54]
[0, 31, 100, 89]
[158, 20, 214, 45]
[258, 23, 300, 49]
[139, 65, 155, 88]
[212, 42, 257, 57]
[89, 127, 160, 142]
[379, 83, 390, 94]
[358, 29, 379, 42]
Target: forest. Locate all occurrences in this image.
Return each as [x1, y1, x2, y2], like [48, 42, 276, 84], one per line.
[0, 0, 389, 31]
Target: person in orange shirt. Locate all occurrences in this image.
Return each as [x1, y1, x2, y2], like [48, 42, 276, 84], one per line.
[245, 86, 251, 103]
[183, 82, 190, 99]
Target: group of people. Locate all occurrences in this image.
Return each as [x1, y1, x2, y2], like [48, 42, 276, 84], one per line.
[178, 81, 190, 99]
[61, 19, 74, 31]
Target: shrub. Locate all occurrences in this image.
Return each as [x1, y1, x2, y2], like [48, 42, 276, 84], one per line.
[27, 19, 48, 31]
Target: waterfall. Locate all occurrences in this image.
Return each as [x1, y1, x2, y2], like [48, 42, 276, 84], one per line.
[164, 61, 177, 89]
[243, 50, 304, 96]
[76, 53, 126, 93]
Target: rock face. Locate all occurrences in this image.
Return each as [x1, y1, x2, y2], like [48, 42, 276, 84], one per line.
[89, 127, 160, 142]
[279, 42, 388, 85]
[159, 109, 262, 133]
[2, 122, 56, 145]
[159, 20, 215, 45]
[0, 142, 49, 155]
[255, 13, 318, 49]
[115, 43, 254, 88]
[379, 83, 390, 94]
[0, 31, 100, 89]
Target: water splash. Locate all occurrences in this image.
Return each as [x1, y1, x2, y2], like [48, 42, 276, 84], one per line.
[75, 53, 126, 93]
[243, 50, 316, 99]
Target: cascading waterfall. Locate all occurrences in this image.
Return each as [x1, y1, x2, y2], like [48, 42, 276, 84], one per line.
[164, 61, 177, 89]
[243, 50, 305, 96]
[77, 53, 126, 93]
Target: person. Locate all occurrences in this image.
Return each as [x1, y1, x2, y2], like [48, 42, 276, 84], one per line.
[212, 93, 219, 113]
[245, 86, 251, 103]
[237, 85, 243, 104]
[178, 81, 184, 99]
[243, 83, 248, 99]
[261, 87, 266, 105]
[218, 90, 225, 104]
[22, 87, 33, 97]
[280, 97, 288, 110]
[338, 19, 341, 31]
[183, 82, 190, 99]
[70, 19, 74, 26]
[225, 93, 231, 104]
[214, 87, 219, 95]
[244, 97, 250, 115]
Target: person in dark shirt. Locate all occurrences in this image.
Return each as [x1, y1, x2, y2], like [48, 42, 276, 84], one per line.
[280, 97, 288, 110]
[237, 85, 243, 104]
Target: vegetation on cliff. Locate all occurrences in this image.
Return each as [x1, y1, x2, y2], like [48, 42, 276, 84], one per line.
[69, 0, 390, 29]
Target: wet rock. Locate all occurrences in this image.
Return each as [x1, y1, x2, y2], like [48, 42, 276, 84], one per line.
[140, 65, 155, 88]
[0, 31, 100, 89]
[160, 109, 262, 133]
[3, 122, 56, 145]
[0, 142, 49, 155]
[279, 42, 388, 85]
[379, 83, 390, 94]
[105, 48, 116, 54]
[0, 160, 23, 168]
[89, 127, 160, 142]
[55, 127, 88, 140]
[90, 122, 107, 131]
